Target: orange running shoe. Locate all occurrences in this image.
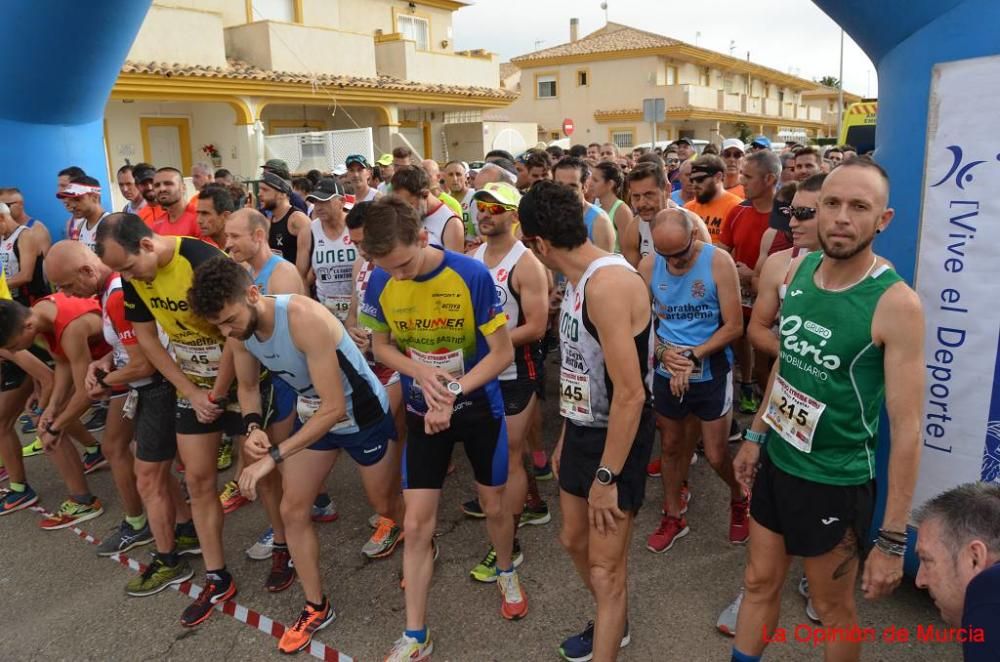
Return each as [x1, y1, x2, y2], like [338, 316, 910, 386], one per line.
[498, 570, 528, 620]
[278, 598, 336, 654]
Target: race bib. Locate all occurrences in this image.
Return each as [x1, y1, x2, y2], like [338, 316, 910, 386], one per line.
[407, 347, 465, 400]
[559, 367, 593, 423]
[656, 341, 705, 381]
[321, 296, 352, 322]
[762, 375, 827, 453]
[297, 394, 354, 432]
[123, 389, 138, 420]
[173, 341, 222, 379]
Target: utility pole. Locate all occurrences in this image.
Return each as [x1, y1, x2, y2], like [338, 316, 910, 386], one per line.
[837, 28, 845, 135]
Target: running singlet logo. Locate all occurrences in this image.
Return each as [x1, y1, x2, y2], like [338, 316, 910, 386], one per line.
[149, 296, 190, 312]
[779, 314, 841, 378]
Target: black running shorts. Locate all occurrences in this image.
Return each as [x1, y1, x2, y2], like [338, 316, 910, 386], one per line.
[750, 448, 876, 557]
[500, 378, 536, 417]
[558, 407, 655, 514]
[175, 378, 275, 437]
[134, 379, 178, 463]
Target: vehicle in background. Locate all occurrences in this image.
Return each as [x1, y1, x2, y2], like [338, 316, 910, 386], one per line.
[839, 99, 878, 154]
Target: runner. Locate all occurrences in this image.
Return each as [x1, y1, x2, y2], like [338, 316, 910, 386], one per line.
[345, 154, 379, 203]
[684, 155, 742, 244]
[195, 184, 234, 249]
[359, 197, 524, 661]
[95, 213, 271, 626]
[421, 159, 463, 218]
[793, 146, 823, 182]
[259, 171, 313, 281]
[307, 178, 357, 323]
[189, 255, 402, 653]
[639, 208, 748, 555]
[591, 161, 632, 255]
[117, 165, 147, 215]
[390, 165, 464, 253]
[516, 180, 653, 662]
[731, 158, 924, 661]
[621, 163, 667, 266]
[60, 176, 109, 253]
[444, 160, 479, 251]
[551, 156, 615, 253]
[0, 187, 52, 258]
[467, 182, 550, 580]
[720, 139, 747, 199]
[151, 168, 201, 238]
[0, 292, 111, 530]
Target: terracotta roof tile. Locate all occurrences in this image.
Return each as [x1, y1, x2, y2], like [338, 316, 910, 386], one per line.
[512, 22, 680, 62]
[499, 62, 519, 80]
[120, 59, 515, 100]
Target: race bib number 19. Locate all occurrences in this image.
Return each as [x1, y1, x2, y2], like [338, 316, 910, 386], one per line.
[762, 375, 826, 453]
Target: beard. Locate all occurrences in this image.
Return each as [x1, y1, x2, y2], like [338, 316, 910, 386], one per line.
[234, 304, 259, 341]
[695, 184, 717, 204]
[818, 228, 875, 260]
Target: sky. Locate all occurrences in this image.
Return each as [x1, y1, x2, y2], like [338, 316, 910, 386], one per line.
[453, 0, 877, 97]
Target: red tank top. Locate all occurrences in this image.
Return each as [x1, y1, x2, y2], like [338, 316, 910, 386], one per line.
[37, 292, 111, 360]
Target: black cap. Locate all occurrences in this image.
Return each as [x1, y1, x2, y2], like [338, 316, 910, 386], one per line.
[260, 170, 291, 195]
[674, 137, 693, 146]
[133, 165, 155, 183]
[345, 154, 371, 169]
[306, 177, 345, 202]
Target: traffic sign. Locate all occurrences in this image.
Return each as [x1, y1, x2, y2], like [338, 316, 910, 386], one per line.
[562, 118, 575, 137]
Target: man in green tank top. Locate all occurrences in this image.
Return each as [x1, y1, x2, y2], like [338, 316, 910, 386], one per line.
[730, 157, 925, 662]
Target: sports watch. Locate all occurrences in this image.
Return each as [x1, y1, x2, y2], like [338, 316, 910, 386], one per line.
[268, 446, 284, 465]
[447, 380, 463, 398]
[595, 466, 620, 486]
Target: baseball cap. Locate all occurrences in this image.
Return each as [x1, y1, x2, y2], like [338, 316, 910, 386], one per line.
[473, 182, 521, 208]
[674, 137, 693, 146]
[690, 157, 724, 177]
[721, 138, 745, 154]
[376, 154, 393, 167]
[345, 154, 371, 169]
[132, 165, 156, 183]
[332, 164, 347, 177]
[751, 135, 772, 149]
[306, 177, 346, 202]
[56, 182, 101, 199]
[260, 170, 291, 195]
[261, 158, 290, 180]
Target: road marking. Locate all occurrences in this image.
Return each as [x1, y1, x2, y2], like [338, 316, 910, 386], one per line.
[27, 506, 352, 661]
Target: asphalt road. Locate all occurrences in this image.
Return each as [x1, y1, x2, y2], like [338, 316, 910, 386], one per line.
[0, 367, 960, 662]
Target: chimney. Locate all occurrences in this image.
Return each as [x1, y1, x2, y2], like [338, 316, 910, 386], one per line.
[570, 17, 579, 43]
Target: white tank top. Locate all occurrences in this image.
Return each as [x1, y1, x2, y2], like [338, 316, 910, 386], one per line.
[74, 212, 109, 254]
[473, 241, 527, 381]
[0, 225, 27, 280]
[310, 219, 357, 321]
[422, 201, 457, 249]
[458, 189, 478, 241]
[360, 187, 378, 202]
[637, 219, 653, 258]
[559, 254, 637, 428]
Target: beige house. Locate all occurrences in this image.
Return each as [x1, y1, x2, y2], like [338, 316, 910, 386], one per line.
[500, 21, 844, 150]
[801, 87, 863, 139]
[104, 0, 515, 204]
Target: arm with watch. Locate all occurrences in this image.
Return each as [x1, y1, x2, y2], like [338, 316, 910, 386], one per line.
[733, 359, 779, 492]
[230, 338, 269, 461]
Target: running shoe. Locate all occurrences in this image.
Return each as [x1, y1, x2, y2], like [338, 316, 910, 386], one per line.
[97, 519, 154, 556]
[533, 461, 554, 481]
[311, 495, 338, 522]
[363, 517, 403, 559]
[470, 539, 523, 583]
[216, 437, 233, 471]
[646, 457, 661, 477]
[461, 498, 485, 518]
[219, 480, 248, 514]
[39, 498, 104, 530]
[660, 481, 692, 516]
[0, 485, 38, 515]
[266, 547, 296, 592]
[646, 514, 689, 553]
[278, 598, 336, 654]
[716, 588, 743, 636]
[82, 405, 107, 432]
[19, 413, 36, 434]
[518, 501, 551, 527]
[558, 620, 630, 662]
[126, 556, 194, 597]
[799, 575, 821, 623]
[175, 521, 201, 556]
[729, 419, 742, 442]
[368, 512, 381, 529]
[738, 387, 760, 415]
[498, 570, 528, 620]
[82, 447, 108, 474]
[180, 575, 237, 627]
[729, 494, 750, 544]
[246, 527, 274, 560]
[21, 437, 43, 457]
[384, 631, 433, 662]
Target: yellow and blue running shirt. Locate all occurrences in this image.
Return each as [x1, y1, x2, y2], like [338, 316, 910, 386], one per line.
[360, 249, 507, 417]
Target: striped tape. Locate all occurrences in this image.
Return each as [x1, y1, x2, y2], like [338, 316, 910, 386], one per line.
[26, 505, 351, 661]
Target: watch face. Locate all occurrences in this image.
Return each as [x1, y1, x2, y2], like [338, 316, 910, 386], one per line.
[596, 467, 612, 484]
[448, 381, 462, 394]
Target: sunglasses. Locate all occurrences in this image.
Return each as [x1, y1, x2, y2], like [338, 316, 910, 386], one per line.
[655, 235, 694, 260]
[665, 158, 680, 165]
[780, 206, 817, 220]
[476, 200, 516, 216]
[688, 174, 713, 185]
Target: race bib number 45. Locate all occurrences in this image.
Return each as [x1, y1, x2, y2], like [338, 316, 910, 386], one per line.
[173, 341, 222, 379]
[762, 375, 826, 453]
[559, 368, 593, 423]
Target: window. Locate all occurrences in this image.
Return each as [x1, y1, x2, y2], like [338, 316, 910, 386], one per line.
[610, 128, 634, 150]
[250, 0, 295, 22]
[577, 69, 589, 86]
[398, 15, 430, 51]
[536, 74, 557, 98]
[699, 67, 710, 87]
[665, 65, 678, 85]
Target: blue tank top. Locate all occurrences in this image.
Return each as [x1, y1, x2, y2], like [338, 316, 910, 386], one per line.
[244, 295, 388, 434]
[651, 243, 731, 382]
[583, 203, 601, 242]
[253, 255, 283, 294]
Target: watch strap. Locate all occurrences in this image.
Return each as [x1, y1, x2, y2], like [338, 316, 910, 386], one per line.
[268, 445, 283, 464]
[742, 428, 767, 445]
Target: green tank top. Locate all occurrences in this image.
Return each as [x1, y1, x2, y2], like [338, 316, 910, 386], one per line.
[602, 198, 624, 253]
[764, 251, 902, 486]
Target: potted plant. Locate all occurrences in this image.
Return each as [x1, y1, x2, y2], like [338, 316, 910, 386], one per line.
[202, 144, 222, 168]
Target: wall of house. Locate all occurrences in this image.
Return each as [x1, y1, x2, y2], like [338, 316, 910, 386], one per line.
[127, 3, 228, 66]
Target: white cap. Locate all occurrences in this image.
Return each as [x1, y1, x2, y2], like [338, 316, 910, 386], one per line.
[721, 138, 745, 154]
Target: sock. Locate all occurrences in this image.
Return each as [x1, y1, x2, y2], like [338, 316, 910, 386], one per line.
[313, 493, 331, 508]
[157, 550, 179, 566]
[206, 567, 231, 586]
[532, 451, 547, 468]
[273, 542, 288, 551]
[84, 444, 99, 455]
[71, 493, 95, 505]
[9, 481, 26, 493]
[176, 519, 196, 536]
[405, 626, 428, 644]
[497, 565, 514, 576]
[125, 513, 147, 531]
[731, 648, 762, 662]
[307, 596, 327, 611]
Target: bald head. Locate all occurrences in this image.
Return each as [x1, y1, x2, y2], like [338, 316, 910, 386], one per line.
[229, 207, 269, 234]
[822, 157, 890, 208]
[651, 208, 692, 233]
[45, 240, 107, 297]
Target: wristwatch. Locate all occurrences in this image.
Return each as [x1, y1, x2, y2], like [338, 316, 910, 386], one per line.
[268, 446, 283, 465]
[595, 465, 620, 486]
[447, 380, 463, 398]
[742, 428, 767, 445]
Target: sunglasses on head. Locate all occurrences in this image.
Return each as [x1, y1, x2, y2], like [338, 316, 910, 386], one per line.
[655, 234, 694, 260]
[780, 206, 817, 220]
[475, 200, 516, 215]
